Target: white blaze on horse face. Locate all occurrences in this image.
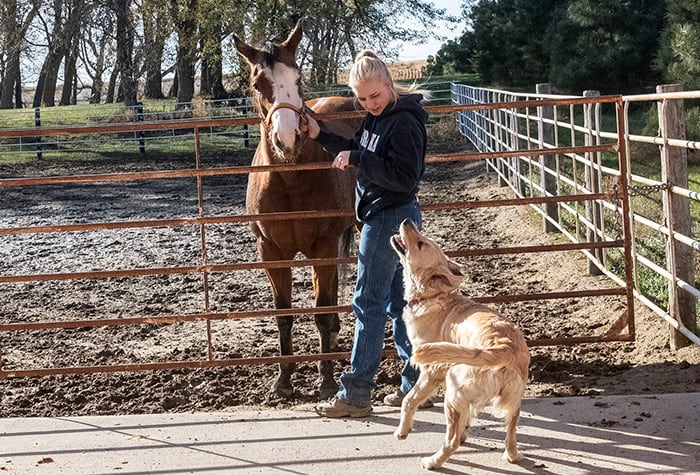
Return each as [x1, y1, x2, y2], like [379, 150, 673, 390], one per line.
[270, 63, 304, 152]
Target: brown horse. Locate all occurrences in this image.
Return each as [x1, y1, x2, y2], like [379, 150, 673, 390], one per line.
[233, 22, 359, 398]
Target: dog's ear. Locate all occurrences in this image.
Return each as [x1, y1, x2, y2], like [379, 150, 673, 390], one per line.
[447, 258, 463, 278]
[424, 264, 462, 293]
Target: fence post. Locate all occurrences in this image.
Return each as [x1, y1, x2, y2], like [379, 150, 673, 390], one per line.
[510, 97, 526, 197]
[496, 92, 508, 187]
[136, 102, 145, 154]
[34, 107, 42, 161]
[536, 83, 558, 232]
[583, 90, 604, 275]
[657, 83, 695, 349]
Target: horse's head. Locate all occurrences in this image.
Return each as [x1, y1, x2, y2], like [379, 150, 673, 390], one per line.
[233, 21, 308, 163]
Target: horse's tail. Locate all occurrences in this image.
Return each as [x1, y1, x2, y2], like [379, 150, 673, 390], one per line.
[412, 342, 514, 369]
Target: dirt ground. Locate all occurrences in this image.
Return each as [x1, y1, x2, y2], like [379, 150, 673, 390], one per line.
[0, 122, 698, 418]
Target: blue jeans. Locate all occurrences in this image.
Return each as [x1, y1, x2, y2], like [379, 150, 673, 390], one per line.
[337, 199, 422, 407]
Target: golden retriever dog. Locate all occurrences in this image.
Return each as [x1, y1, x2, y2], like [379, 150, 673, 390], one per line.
[390, 219, 530, 470]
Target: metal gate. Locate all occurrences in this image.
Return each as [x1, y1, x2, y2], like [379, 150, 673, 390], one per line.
[0, 95, 634, 380]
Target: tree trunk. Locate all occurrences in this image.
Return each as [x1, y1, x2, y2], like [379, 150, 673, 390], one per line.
[1, 51, 21, 109]
[0, 4, 19, 108]
[142, 1, 166, 99]
[173, 0, 198, 107]
[200, 55, 226, 98]
[176, 49, 196, 106]
[33, 49, 67, 108]
[90, 76, 104, 104]
[0, 0, 38, 108]
[39, 0, 86, 107]
[88, 42, 106, 104]
[114, 0, 137, 106]
[32, 69, 46, 108]
[106, 68, 119, 104]
[144, 56, 165, 99]
[14, 63, 24, 108]
[60, 38, 79, 106]
[199, 12, 226, 98]
[168, 71, 179, 98]
[41, 51, 63, 107]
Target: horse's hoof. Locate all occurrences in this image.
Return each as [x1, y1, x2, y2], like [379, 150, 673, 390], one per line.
[319, 381, 339, 400]
[272, 379, 294, 397]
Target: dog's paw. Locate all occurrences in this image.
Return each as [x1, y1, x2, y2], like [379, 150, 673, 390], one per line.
[420, 456, 441, 470]
[393, 428, 409, 440]
[503, 450, 523, 463]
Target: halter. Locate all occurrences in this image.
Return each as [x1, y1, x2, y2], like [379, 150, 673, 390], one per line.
[261, 101, 312, 155]
[263, 102, 309, 128]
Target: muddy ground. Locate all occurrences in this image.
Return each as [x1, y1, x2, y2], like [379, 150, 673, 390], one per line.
[0, 122, 698, 418]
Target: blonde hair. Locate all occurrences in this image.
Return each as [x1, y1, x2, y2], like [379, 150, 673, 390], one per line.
[348, 50, 430, 103]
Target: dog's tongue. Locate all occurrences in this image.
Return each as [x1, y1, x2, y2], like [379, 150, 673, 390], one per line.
[395, 235, 406, 250]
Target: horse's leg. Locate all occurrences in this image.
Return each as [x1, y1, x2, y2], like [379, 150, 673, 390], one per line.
[311, 262, 341, 399]
[263, 263, 295, 397]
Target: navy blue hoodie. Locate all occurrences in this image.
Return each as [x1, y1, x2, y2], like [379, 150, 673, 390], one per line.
[316, 93, 427, 222]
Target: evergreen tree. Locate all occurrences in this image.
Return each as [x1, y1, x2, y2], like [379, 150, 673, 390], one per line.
[656, 0, 700, 89]
[548, 0, 665, 94]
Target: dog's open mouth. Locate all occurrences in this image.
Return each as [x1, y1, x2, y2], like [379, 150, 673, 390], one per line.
[391, 234, 407, 255]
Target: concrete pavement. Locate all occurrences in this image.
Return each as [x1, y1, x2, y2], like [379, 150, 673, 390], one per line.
[1, 392, 699, 474]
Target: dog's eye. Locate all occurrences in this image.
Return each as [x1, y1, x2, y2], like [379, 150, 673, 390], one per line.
[417, 241, 425, 249]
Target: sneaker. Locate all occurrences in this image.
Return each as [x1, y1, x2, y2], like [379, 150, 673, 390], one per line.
[383, 390, 434, 409]
[315, 397, 373, 418]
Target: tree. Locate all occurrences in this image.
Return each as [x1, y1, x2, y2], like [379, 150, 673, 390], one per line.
[424, 31, 476, 77]
[170, 0, 198, 106]
[452, 0, 665, 93]
[59, 21, 79, 105]
[462, 0, 563, 87]
[229, 0, 456, 87]
[656, 0, 700, 89]
[141, 0, 169, 99]
[32, 0, 88, 107]
[1, 0, 466, 110]
[197, 0, 235, 98]
[0, 0, 40, 109]
[112, 0, 137, 106]
[79, 1, 115, 104]
[548, 0, 665, 94]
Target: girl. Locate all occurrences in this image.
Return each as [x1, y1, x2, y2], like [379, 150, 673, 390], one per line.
[308, 50, 429, 418]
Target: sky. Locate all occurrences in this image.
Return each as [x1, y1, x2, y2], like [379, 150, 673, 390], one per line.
[395, 0, 468, 61]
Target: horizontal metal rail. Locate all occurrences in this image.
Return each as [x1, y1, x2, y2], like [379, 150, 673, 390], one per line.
[0, 96, 635, 380]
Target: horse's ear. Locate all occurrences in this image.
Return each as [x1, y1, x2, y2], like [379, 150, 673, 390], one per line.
[282, 19, 303, 52]
[233, 34, 258, 65]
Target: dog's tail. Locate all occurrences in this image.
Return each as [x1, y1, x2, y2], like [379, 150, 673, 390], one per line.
[412, 342, 514, 368]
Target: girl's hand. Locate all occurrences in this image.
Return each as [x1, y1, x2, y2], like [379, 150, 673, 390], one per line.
[332, 151, 351, 170]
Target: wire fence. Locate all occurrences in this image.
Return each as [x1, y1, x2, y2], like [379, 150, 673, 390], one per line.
[453, 82, 700, 349]
[0, 82, 454, 160]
